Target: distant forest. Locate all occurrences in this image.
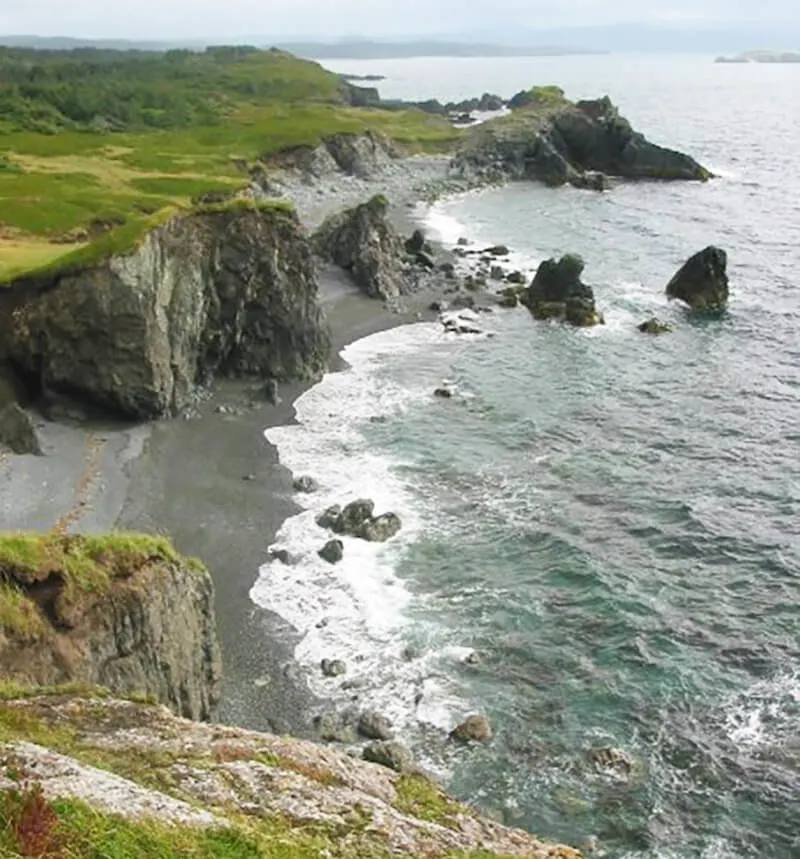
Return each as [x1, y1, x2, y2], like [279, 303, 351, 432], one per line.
[0, 45, 344, 133]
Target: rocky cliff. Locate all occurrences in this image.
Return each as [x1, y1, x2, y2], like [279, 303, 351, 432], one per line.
[0, 692, 583, 858]
[0, 533, 222, 721]
[451, 95, 711, 187]
[0, 203, 331, 420]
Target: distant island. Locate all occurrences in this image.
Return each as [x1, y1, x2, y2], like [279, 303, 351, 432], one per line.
[715, 49, 800, 63]
[275, 40, 605, 59]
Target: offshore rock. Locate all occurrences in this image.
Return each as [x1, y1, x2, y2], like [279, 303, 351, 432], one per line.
[450, 714, 493, 743]
[313, 195, 407, 300]
[665, 246, 729, 311]
[2, 206, 330, 420]
[637, 317, 673, 334]
[524, 254, 604, 327]
[452, 93, 711, 187]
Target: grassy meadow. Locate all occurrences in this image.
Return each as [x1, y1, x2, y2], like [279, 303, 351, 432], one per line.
[0, 46, 458, 283]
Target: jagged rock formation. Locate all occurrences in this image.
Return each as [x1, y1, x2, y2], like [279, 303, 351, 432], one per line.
[313, 195, 408, 300]
[0, 403, 42, 455]
[451, 94, 711, 188]
[0, 693, 583, 858]
[665, 246, 730, 311]
[523, 255, 604, 327]
[0, 534, 222, 721]
[264, 130, 400, 180]
[0, 205, 330, 420]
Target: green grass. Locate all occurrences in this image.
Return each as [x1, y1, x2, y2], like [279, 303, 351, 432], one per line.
[0, 584, 47, 641]
[393, 774, 468, 828]
[191, 198, 295, 217]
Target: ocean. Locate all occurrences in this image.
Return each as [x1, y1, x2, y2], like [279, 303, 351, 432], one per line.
[251, 54, 800, 858]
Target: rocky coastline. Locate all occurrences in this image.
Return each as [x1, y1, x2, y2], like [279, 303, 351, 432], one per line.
[0, 104, 721, 856]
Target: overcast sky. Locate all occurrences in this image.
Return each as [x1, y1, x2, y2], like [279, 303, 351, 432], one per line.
[1, 0, 798, 39]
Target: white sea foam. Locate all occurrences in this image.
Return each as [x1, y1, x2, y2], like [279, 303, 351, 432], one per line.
[250, 321, 489, 740]
[722, 670, 800, 747]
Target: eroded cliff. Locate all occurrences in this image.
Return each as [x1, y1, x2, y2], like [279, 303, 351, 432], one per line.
[0, 533, 222, 720]
[1, 202, 331, 420]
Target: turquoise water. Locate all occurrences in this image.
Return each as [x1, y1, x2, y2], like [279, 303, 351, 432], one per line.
[261, 55, 800, 857]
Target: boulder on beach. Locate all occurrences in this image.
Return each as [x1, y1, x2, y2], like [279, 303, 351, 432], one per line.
[332, 499, 375, 535]
[506, 270, 526, 284]
[321, 498, 404, 543]
[318, 539, 344, 565]
[637, 317, 673, 334]
[312, 195, 406, 300]
[450, 714, 492, 743]
[358, 711, 394, 741]
[363, 741, 415, 773]
[524, 254, 604, 327]
[665, 246, 729, 311]
[404, 229, 427, 255]
[0, 403, 43, 456]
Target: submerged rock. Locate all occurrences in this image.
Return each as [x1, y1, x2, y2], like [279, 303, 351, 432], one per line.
[665, 246, 729, 311]
[363, 741, 415, 773]
[525, 254, 604, 327]
[313, 195, 406, 300]
[0, 403, 43, 456]
[637, 317, 673, 334]
[293, 475, 320, 493]
[434, 387, 454, 399]
[587, 746, 635, 776]
[450, 714, 492, 743]
[318, 540, 344, 565]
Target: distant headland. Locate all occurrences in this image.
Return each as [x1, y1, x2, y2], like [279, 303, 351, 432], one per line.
[715, 49, 800, 63]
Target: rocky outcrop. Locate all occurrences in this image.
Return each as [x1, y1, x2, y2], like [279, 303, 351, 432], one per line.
[1, 205, 330, 420]
[267, 130, 400, 180]
[313, 195, 407, 300]
[665, 246, 729, 311]
[0, 534, 222, 721]
[452, 94, 711, 188]
[0, 694, 583, 858]
[450, 714, 493, 743]
[523, 254, 604, 327]
[318, 498, 403, 543]
[0, 403, 42, 455]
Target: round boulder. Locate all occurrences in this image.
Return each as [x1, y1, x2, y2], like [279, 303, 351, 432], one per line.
[450, 714, 492, 743]
[293, 475, 320, 493]
[318, 539, 344, 565]
[316, 505, 342, 529]
[358, 711, 394, 740]
[320, 659, 347, 678]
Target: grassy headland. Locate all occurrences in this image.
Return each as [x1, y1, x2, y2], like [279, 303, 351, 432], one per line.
[0, 45, 458, 282]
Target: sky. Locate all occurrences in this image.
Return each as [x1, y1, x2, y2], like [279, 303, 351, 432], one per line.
[1, 0, 798, 40]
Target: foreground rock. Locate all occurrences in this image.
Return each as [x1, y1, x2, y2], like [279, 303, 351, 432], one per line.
[319, 539, 345, 564]
[0, 693, 582, 857]
[665, 246, 729, 311]
[313, 194, 407, 300]
[0, 534, 221, 720]
[321, 498, 403, 542]
[1, 205, 330, 420]
[363, 741, 415, 773]
[0, 403, 42, 455]
[524, 255, 604, 327]
[452, 93, 711, 188]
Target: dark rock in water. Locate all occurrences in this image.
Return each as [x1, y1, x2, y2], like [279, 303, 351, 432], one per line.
[637, 317, 673, 335]
[456, 237, 469, 246]
[665, 246, 729, 311]
[506, 270, 526, 285]
[262, 379, 281, 405]
[588, 746, 635, 776]
[439, 262, 456, 279]
[402, 644, 423, 661]
[314, 711, 356, 743]
[434, 387, 453, 399]
[450, 294, 476, 310]
[320, 658, 347, 678]
[490, 265, 506, 281]
[450, 714, 492, 743]
[269, 548, 293, 565]
[363, 741, 415, 773]
[0, 404, 43, 456]
[497, 286, 524, 309]
[525, 254, 604, 327]
[293, 475, 320, 493]
[313, 195, 406, 300]
[429, 300, 449, 312]
[316, 505, 342, 529]
[358, 711, 394, 740]
[333, 499, 376, 536]
[573, 170, 610, 191]
[442, 312, 483, 335]
[463, 651, 481, 666]
[318, 539, 344, 565]
[405, 229, 426, 254]
[415, 251, 436, 270]
[359, 513, 402, 543]
[486, 245, 510, 257]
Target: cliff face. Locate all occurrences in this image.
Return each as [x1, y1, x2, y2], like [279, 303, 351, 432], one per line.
[0, 534, 222, 721]
[2, 205, 331, 420]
